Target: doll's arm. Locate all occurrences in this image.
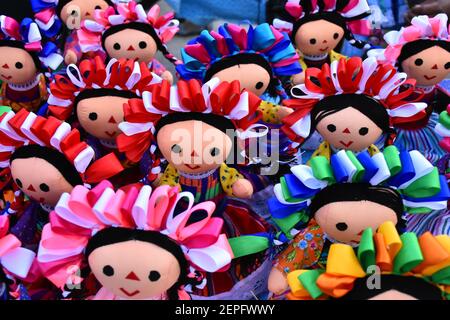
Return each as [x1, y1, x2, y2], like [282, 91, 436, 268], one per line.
[64, 32, 83, 65]
[220, 164, 253, 199]
[259, 101, 293, 124]
[291, 71, 305, 85]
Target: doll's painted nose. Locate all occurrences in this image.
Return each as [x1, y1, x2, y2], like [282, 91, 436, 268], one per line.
[108, 116, 117, 124]
[2, 64, 9, 69]
[342, 128, 351, 134]
[322, 40, 327, 43]
[27, 184, 36, 192]
[125, 271, 140, 281]
[191, 150, 199, 157]
[432, 64, 438, 70]
[127, 45, 135, 51]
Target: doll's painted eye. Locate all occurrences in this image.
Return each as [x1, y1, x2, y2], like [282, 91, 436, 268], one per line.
[15, 62, 23, 69]
[103, 265, 114, 277]
[309, 38, 317, 45]
[171, 144, 182, 154]
[359, 127, 369, 136]
[210, 147, 220, 157]
[255, 82, 264, 90]
[88, 112, 98, 121]
[39, 183, 50, 192]
[139, 41, 147, 49]
[113, 43, 121, 50]
[70, 10, 78, 16]
[445, 62, 450, 69]
[148, 270, 161, 282]
[95, 5, 102, 10]
[333, 33, 339, 40]
[335, 222, 348, 231]
[414, 58, 423, 66]
[327, 124, 336, 132]
[15, 178, 23, 188]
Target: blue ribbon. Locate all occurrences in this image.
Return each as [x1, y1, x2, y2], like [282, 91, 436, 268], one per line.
[387, 151, 415, 187]
[284, 174, 319, 199]
[30, 0, 56, 12]
[357, 151, 378, 183]
[267, 197, 308, 219]
[331, 154, 348, 183]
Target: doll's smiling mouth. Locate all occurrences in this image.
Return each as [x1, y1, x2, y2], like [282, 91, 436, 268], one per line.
[105, 131, 117, 138]
[339, 140, 353, 148]
[185, 164, 201, 170]
[1, 74, 12, 80]
[119, 288, 140, 297]
[424, 75, 437, 80]
[319, 47, 329, 52]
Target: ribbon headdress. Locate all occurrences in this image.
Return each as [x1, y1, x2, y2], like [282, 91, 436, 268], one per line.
[30, 0, 63, 39]
[273, 0, 372, 49]
[176, 22, 302, 84]
[287, 221, 450, 299]
[0, 15, 63, 70]
[48, 56, 161, 120]
[0, 215, 36, 279]
[369, 14, 450, 65]
[0, 109, 123, 184]
[268, 145, 450, 235]
[282, 56, 427, 143]
[77, 1, 179, 63]
[117, 78, 262, 180]
[435, 105, 450, 153]
[37, 181, 234, 289]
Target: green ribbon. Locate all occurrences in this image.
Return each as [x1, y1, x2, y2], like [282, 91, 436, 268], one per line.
[0, 106, 11, 116]
[383, 146, 402, 176]
[402, 167, 440, 198]
[299, 269, 325, 299]
[346, 151, 365, 182]
[393, 232, 423, 274]
[431, 266, 450, 285]
[358, 228, 375, 272]
[439, 111, 450, 129]
[273, 211, 309, 238]
[405, 206, 433, 215]
[228, 236, 269, 259]
[310, 156, 335, 183]
[280, 177, 307, 203]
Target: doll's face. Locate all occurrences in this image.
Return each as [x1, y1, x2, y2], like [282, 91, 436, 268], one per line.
[314, 200, 398, 244]
[400, 46, 450, 87]
[212, 63, 271, 96]
[76, 96, 127, 141]
[0, 46, 38, 85]
[315, 107, 383, 152]
[88, 240, 181, 300]
[368, 290, 417, 300]
[60, 0, 109, 25]
[104, 29, 158, 64]
[157, 120, 232, 174]
[10, 158, 75, 207]
[294, 20, 345, 56]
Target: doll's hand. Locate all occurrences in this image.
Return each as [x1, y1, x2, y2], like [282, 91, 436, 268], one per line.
[161, 71, 174, 84]
[232, 178, 253, 199]
[268, 268, 289, 295]
[291, 72, 305, 85]
[278, 106, 293, 120]
[64, 50, 78, 65]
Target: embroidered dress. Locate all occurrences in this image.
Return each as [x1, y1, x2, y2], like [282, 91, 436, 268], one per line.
[0, 74, 47, 113]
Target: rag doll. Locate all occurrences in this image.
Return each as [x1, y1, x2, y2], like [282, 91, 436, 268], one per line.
[266, 146, 449, 296]
[38, 181, 237, 300]
[0, 15, 63, 113]
[370, 14, 450, 163]
[117, 78, 275, 298]
[273, 0, 371, 85]
[287, 224, 450, 300]
[31, 0, 112, 65]
[0, 214, 36, 300]
[282, 56, 427, 163]
[47, 56, 161, 184]
[77, 1, 179, 82]
[176, 22, 302, 172]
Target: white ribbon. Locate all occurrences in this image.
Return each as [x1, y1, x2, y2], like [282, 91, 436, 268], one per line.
[228, 91, 249, 120]
[273, 183, 310, 205]
[93, 187, 117, 225]
[37, 227, 85, 264]
[48, 94, 73, 108]
[20, 112, 45, 146]
[132, 185, 152, 229]
[66, 64, 86, 88]
[135, 4, 148, 22]
[341, 0, 371, 19]
[272, 18, 293, 31]
[435, 123, 450, 138]
[378, 72, 407, 99]
[84, 20, 105, 32]
[54, 193, 98, 229]
[166, 191, 195, 234]
[143, 91, 167, 114]
[1, 247, 36, 278]
[40, 53, 64, 71]
[335, 150, 357, 182]
[108, 15, 126, 26]
[27, 22, 42, 43]
[291, 165, 328, 190]
[125, 61, 142, 89]
[118, 121, 154, 136]
[236, 124, 269, 139]
[398, 150, 434, 189]
[370, 152, 391, 185]
[50, 122, 72, 151]
[359, 57, 379, 92]
[386, 102, 427, 118]
[403, 200, 448, 211]
[73, 147, 95, 173]
[289, 113, 311, 139]
[0, 111, 28, 142]
[187, 235, 233, 273]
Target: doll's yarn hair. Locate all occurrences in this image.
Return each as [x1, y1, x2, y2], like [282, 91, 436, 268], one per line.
[78, 1, 180, 66]
[0, 109, 123, 184]
[37, 181, 233, 298]
[287, 223, 450, 300]
[48, 56, 161, 120]
[282, 56, 427, 143]
[397, 39, 450, 66]
[309, 183, 406, 231]
[273, 0, 371, 49]
[55, 0, 114, 17]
